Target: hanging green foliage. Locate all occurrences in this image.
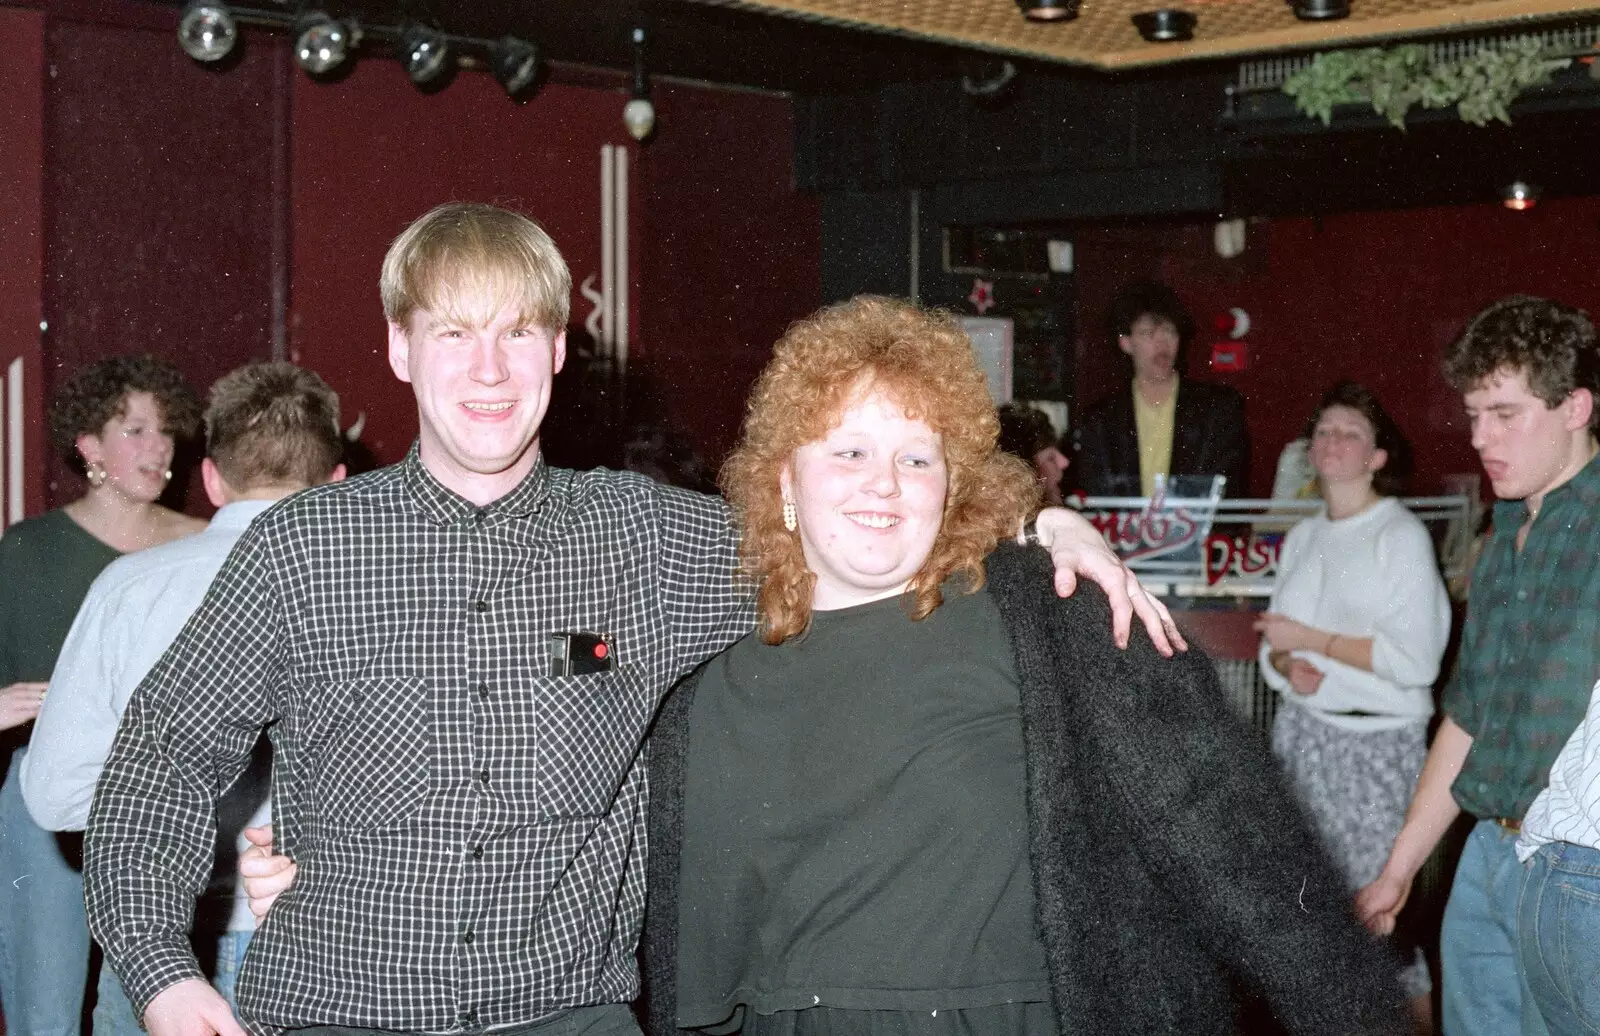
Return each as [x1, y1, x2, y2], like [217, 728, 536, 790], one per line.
[1281, 38, 1570, 130]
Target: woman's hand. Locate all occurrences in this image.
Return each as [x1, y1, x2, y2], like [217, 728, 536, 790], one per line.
[0, 682, 47, 731]
[239, 825, 298, 922]
[1284, 658, 1324, 695]
[1030, 508, 1187, 656]
[1253, 613, 1320, 654]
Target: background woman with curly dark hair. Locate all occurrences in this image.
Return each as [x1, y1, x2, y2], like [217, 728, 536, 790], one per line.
[0, 354, 202, 1036]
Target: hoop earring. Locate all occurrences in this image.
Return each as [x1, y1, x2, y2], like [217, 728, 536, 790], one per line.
[782, 499, 797, 532]
[86, 461, 107, 488]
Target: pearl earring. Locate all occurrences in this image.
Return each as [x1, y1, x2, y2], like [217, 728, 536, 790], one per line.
[782, 499, 797, 532]
[87, 461, 107, 488]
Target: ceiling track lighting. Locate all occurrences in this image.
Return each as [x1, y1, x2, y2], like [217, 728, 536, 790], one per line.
[293, 11, 355, 76]
[1016, 0, 1081, 22]
[490, 35, 540, 97]
[622, 26, 655, 142]
[177, 0, 238, 62]
[1132, 8, 1197, 42]
[175, 5, 540, 99]
[398, 22, 450, 84]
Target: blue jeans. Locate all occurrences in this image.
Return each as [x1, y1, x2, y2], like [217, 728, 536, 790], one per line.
[92, 966, 143, 1036]
[0, 749, 92, 1036]
[212, 929, 254, 1013]
[1440, 819, 1548, 1036]
[94, 929, 256, 1036]
[1520, 841, 1600, 1036]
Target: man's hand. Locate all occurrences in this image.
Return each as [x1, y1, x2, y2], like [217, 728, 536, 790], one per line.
[239, 825, 297, 921]
[0, 682, 46, 731]
[142, 977, 246, 1036]
[1284, 658, 1324, 696]
[1354, 869, 1414, 936]
[1030, 508, 1187, 656]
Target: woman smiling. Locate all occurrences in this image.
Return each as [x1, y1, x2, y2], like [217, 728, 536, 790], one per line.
[644, 298, 1407, 1036]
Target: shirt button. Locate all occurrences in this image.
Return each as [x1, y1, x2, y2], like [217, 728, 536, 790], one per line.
[474, 682, 489, 698]
[469, 844, 484, 859]
[473, 600, 489, 613]
[461, 1009, 479, 1026]
[1517, 589, 1528, 601]
[461, 929, 475, 944]
[478, 769, 491, 786]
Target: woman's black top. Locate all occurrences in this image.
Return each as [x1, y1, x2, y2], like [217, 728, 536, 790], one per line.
[675, 585, 1053, 1033]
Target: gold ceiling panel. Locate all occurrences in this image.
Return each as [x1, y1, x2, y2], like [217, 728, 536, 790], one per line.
[685, 0, 1599, 68]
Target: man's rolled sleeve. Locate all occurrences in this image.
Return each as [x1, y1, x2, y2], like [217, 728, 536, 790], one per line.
[1441, 610, 1481, 736]
[84, 530, 285, 1015]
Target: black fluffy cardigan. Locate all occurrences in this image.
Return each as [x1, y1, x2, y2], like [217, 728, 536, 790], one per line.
[643, 543, 1406, 1036]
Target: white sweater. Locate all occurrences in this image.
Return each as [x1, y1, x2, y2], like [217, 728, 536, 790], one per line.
[1258, 496, 1450, 732]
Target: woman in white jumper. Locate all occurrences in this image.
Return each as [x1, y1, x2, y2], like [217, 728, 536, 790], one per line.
[1255, 381, 1450, 1009]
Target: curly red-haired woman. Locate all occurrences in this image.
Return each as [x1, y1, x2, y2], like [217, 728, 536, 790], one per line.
[642, 297, 1407, 1036]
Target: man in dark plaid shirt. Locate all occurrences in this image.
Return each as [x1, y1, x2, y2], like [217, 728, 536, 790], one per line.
[1356, 297, 1600, 1036]
[84, 203, 1177, 1036]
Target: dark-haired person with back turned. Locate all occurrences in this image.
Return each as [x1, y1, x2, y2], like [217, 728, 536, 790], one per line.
[0, 355, 203, 1036]
[1073, 280, 1250, 497]
[23, 362, 346, 1036]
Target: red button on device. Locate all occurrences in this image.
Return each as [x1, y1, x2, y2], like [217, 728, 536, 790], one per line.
[594, 642, 609, 659]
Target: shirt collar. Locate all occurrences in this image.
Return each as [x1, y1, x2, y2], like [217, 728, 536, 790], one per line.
[400, 441, 551, 526]
[1492, 447, 1600, 525]
[208, 499, 279, 532]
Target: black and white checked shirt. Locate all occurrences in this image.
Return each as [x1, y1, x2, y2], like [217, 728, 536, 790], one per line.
[85, 446, 751, 1032]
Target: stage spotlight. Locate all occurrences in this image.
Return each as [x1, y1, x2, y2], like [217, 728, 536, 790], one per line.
[491, 36, 540, 97]
[294, 13, 352, 76]
[399, 24, 449, 84]
[177, 1, 237, 63]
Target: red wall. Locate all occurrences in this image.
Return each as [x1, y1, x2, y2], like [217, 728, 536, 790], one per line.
[0, 4, 820, 514]
[635, 82, 821, 463]
[41, 15, 284, 510]
[1072, 197, 1600, 495]
[0, 7, 44, 520]
[290, 64, 820, 471]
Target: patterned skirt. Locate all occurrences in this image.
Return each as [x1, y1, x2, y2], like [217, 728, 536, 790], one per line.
[1271, 701, 1431, 997]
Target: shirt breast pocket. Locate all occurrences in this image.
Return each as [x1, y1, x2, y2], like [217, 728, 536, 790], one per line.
[309, 675, 432, 832]
[533, 665, 653, 818]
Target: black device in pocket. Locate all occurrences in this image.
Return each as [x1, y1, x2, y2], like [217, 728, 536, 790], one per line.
[549, 632, 616, 676]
